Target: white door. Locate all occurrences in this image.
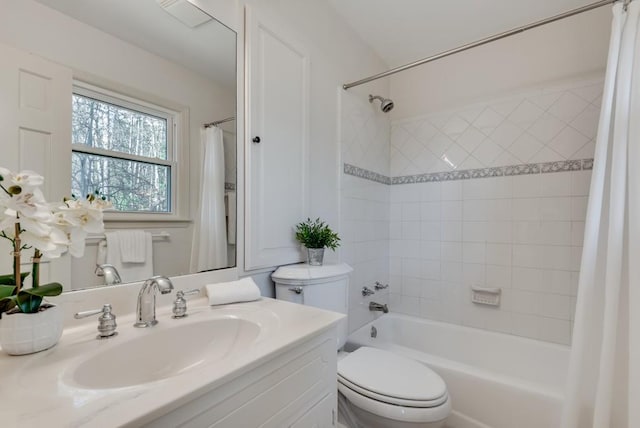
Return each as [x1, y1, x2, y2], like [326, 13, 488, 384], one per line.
[245, 7, 310, 270]
[0, 42, 72, 288]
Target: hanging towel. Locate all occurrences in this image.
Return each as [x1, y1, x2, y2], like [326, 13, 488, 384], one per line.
[205, 277, 261, 306]
[118, 230, 147, 263]
[99, 231, 154, 283]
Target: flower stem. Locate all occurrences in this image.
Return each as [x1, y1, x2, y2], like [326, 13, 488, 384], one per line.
[32, 250, 41, 288]
[13, 223, 21, 293]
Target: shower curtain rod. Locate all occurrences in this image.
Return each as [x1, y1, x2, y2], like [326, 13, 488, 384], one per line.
[204, 116, 235, 127]
[342, 0, 620, 90]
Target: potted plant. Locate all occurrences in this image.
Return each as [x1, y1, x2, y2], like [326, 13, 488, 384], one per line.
[294, 218, 340, 266]
[0, 167, 111, 355]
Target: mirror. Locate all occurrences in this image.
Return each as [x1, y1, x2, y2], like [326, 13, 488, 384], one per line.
[3, 0, 237, 291]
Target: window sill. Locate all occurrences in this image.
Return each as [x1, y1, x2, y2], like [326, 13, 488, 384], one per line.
[104, 216, 192, 225]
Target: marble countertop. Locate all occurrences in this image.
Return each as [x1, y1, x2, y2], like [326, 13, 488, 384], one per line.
[0, 297, 343, 427]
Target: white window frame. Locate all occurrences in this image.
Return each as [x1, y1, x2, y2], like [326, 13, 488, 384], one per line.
[72, 81, 187, 221]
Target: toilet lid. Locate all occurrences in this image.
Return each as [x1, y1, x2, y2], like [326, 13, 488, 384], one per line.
[338, 347, 447, 405]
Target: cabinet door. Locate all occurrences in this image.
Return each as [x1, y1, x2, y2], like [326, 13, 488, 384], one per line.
[245, 6, 310, 270]
[290, 394, 336, 428]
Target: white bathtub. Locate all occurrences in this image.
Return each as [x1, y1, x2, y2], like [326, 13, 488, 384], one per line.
[345, 314, 570, 428]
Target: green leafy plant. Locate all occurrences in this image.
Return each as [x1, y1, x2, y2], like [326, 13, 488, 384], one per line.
[295, 218, 340, 250]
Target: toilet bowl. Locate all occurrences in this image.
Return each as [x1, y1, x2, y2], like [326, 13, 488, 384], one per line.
[337, 347, 450, 428]
[271, 263, 451, 427]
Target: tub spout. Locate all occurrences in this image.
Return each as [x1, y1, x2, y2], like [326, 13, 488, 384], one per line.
[369, 301, 388, 313]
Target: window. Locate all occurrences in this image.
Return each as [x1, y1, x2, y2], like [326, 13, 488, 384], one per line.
[71, 84, 178, 214]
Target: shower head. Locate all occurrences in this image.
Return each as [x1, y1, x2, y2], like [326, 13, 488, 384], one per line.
[369, 94, 394, 113]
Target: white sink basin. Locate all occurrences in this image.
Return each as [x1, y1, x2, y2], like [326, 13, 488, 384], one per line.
[69, 317, 261, 389]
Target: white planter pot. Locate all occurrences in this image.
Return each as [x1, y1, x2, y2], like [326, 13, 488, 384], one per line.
[0, 304, 63, 355]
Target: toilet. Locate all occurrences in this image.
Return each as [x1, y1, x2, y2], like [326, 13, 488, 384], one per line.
[272, 263, 451, 428]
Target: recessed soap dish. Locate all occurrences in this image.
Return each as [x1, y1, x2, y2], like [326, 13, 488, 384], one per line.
[471, 286, 501, 306]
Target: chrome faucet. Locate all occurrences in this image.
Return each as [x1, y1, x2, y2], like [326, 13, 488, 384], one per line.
[134, 276, 174, 328]
[369, 301, 389, 313]
[95, 264, 122, 285]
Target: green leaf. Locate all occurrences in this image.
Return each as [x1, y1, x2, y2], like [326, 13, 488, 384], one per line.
[16, 294, 42, 314]
[0, 296, 17, 315]
[0, 284, 16, 299]
[0, 272, 29, 286]
[15, 282, 63, 314]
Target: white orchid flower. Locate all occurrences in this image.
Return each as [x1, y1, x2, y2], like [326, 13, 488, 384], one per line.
[68, 227, 89, 258]
[22, 226, 69, 259]
[0, 168, 44, 193]
[57, 199, 105, 234]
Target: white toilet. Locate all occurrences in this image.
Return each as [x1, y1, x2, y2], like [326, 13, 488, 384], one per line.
[272, 263, 451, 428]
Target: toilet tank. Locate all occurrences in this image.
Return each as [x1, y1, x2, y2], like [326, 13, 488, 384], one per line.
[272, 263, 353, 349]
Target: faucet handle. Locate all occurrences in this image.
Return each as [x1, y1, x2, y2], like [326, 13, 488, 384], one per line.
[374, 281, 389, 290]
[172, 289, 200, 319]
[362, 286, 375, 297]
[74, 304, 117, 339]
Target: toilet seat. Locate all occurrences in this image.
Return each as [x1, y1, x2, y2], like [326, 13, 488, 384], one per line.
[338, 381, 451, 424]
[338, 347, 447, 405]
[337, 347, 450, 423]
[338, 375, 448, 408]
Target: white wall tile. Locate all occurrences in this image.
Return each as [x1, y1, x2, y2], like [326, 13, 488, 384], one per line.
[441, 221, 462, 242]
[539, 172, 572, 197]
[441, 201, 463, 221]
[538, 317, 571, 344]
[421, 201, 442, 221]
[571, 196, 588, 221]
[540, 197, 572, 221]
[486, 265, 512, 288]
[539, 294, 571, 320]
[486, 244, 512, 266]
[390, 77, 600, 176]
[441, 242, 463, 262]
[463, 242, 486, 264]
[440, 181, 462, 201]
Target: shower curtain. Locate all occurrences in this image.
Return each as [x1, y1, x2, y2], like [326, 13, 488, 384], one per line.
[561, 2, 639, 427]
[190, 126, 228, 272]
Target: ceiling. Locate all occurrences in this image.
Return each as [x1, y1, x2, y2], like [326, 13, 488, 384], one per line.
[34, 0, 236, 90]
[328, 0, 608, 68]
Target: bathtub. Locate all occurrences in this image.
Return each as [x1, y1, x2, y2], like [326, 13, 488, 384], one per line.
[344, 314, 570, 428]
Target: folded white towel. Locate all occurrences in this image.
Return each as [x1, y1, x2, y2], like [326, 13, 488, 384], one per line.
[118, 230, 147, 263]
[205, 277, 261, 306]
[101, 231, 154, 283]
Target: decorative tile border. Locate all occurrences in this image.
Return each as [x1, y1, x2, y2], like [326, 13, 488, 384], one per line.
[225, 182, 236, 191]
[344, 159, 594, 186]
[343, 163, 391, 185]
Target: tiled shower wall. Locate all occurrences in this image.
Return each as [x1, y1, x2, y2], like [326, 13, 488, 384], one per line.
[388, 170, 590, 345]
[340, 90, 390, 333]
[391, 75, 602, 176]
[386, 76, 602, 345]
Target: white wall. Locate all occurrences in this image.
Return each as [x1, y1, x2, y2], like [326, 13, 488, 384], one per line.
[196, 0, 391, 296]
[390, 6, 611, 119]
[0, 0, 235, 289]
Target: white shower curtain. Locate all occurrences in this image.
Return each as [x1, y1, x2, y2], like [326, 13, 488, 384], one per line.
[561, 2, 639, 427]
[190, 126, 228, 272]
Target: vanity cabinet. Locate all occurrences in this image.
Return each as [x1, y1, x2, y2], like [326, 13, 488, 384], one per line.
[139, 329, 337, 428]
[244, 7, 310, 271]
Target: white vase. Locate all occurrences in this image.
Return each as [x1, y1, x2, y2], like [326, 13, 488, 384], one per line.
[0, 304, 63, 355]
